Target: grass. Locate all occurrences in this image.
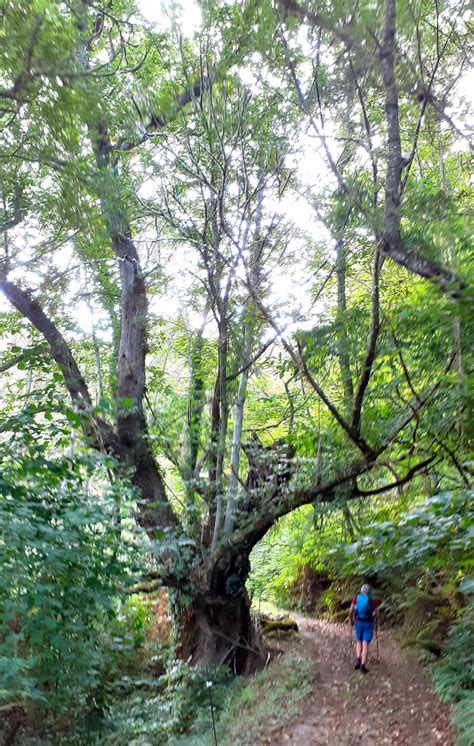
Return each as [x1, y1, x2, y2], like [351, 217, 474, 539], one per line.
[172, 649, 317, 746]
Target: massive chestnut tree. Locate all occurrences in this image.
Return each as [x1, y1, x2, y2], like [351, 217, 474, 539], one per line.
[1, 0, 471, 672]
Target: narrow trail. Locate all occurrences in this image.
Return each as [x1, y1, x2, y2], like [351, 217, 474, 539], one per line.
[259, 615, 454, 746]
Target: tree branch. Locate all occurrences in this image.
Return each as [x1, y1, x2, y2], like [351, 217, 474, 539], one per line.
[379, 0, 466, 295]
[280, 0, 358, 50]
[117, 74, 215, 151]
[0, 278, 116, 449]
[90, 119, 178, 531]
[352, 249, 383, 434]
[298, 343, 374, 457]
[215, 348, 455, 562]
[0, 280, 92, 406]
[357, 456, 436, 495]
[0, 346, 41, 374]
[335, 236, 354, 412]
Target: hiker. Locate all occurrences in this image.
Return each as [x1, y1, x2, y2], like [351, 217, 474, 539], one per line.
[349, 583, 378, 674]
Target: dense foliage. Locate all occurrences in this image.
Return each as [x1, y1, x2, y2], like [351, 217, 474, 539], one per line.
[1, 0, 472, 742]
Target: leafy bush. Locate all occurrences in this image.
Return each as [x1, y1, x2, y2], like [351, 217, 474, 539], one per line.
[170, 650, 315, 746]
[0, 446, 137, 730]
[93, 649, 315, 745]
[119, 595, 156, 649]
[334, 491, 473, 576]
[433, 586, 474, 746]
[99, 661, 232, 745]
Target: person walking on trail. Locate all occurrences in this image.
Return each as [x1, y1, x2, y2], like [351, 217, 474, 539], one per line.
[349, 583, 378, 674]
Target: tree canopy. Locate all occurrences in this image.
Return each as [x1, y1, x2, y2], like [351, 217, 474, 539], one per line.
[0, 0, 472, 738]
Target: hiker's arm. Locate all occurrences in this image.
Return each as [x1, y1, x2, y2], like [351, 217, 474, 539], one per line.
[348, 601, 355, 624]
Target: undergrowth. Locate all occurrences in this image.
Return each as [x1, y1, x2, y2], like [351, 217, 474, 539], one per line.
[84, 662, 230, 745]
[432, 594, 474, 746]
[77, 650, 314, 745]
[173, 650, 316, 746]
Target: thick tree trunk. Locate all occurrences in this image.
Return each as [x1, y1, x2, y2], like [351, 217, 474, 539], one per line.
[175, 593, 262, 674]
[132, 451, 178, 532]
[171, 551, 264, 674]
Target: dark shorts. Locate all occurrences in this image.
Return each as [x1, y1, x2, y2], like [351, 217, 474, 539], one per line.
[355, 620, 374, 643]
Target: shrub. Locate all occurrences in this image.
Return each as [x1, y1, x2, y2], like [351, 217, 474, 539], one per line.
[0, 447, 136, 732]
[98, 661, 232, 745]
[433, 588, 474, 746]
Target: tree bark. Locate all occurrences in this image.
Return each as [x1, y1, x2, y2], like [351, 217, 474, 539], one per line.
[79, 7, 177, 532]
[224, 326, 252, 536]
[211, 319, 229, 554]
[86, 110, 178, 531]
[183, 327, 206, 508]
[172, 551, 263, 674]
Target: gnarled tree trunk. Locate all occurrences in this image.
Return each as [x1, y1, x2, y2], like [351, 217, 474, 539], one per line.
[172, 550, 263, 674]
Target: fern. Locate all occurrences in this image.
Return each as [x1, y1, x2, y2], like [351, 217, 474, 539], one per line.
[452, 695, 474, 746]
[433, 600, 474, 745]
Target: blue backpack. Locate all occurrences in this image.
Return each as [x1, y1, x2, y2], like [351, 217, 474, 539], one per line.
[355, 594, 372, 622]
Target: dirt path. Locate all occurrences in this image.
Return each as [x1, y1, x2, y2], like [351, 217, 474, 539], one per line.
[259, 615, 454, 746]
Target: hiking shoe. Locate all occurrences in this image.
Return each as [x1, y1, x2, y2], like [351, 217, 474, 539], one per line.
[354, 659, 361, 670]
[360, 664, 368, 674]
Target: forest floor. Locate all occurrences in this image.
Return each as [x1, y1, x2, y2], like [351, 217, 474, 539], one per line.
[258, 613, 454, 746]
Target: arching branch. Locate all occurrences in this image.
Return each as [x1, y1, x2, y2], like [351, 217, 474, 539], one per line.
[0, 280, 92, 408]
[0, 278, 116, 449]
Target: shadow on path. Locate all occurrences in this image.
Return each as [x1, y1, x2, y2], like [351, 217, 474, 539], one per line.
[259, 615, 453, 746]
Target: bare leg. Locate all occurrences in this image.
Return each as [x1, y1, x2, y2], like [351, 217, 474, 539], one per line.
[355, 640, 362, 660]
[361, 641, 369, 665]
